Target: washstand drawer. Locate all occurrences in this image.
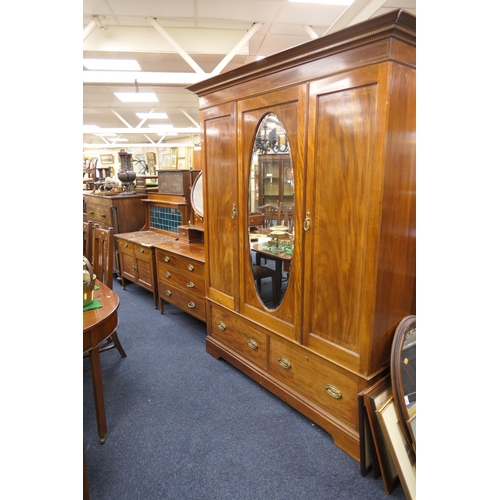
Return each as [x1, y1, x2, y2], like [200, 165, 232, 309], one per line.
[269, 339, 358, 428]
[210, 306, 268, 370]
[159, 285, 206, 321]
[117, 239, 135, 256]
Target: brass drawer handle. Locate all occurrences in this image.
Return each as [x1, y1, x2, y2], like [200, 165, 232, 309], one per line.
[278, 357, 291, 370]
[187, 302, 195, 309]
[123, 242, 129, 248]
[217, 321, 226, 331]
[165, 290, 172, 297]
[100, 213, 106, 220]
[187, 281, 195, 288]
[164, 271, 171, 278]
[164, 256, 170, 263]
[187, 264, 194, 272]
[181, 231, 187, 236]
[325, 384, 342, 400]
[89, 210, 94, 216]
[139, 247, 144, 253]
[247, 339, 258, 350]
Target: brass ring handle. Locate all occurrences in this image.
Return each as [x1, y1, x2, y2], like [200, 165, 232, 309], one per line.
[231, 202, 236, 220]
[164, 272, 171, 278]
[187, 281, 195, 288]
[187, 302, 195, 309]
[278, 357, 292, 369]
[247, 339, 258, 350]
[164, 256, 170, 262]
[187, 264, 194, 272]
[165, 290, 172, 297]
[325, 384, 342, 400]
[217, 321, 226, 331]
[139, 247, 144, 253]
[304, 210, 311, 232]
[100, 213, 106, 219]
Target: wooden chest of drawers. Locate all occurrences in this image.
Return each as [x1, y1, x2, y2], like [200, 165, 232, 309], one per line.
[155, 240, 206, 322]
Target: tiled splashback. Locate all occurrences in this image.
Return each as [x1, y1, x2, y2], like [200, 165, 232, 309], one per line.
[150, 206, 182, 233]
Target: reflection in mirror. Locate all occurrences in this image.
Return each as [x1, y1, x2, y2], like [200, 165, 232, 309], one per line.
[248, 113, 294, 310]
[191, 172, 203, 221]
[390, 315, 416, 455]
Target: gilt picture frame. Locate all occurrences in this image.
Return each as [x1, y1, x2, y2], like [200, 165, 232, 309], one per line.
[363, 375, 399, 494]
[100, 154, 114, 164]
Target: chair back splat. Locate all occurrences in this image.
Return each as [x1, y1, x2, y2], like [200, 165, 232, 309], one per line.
[92, 225, 114, 289]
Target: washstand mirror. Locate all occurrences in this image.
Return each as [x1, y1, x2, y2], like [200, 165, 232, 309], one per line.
[248, 113, 294, 310]
[390, 315, 416, 453]
[191, 172, 204, 222]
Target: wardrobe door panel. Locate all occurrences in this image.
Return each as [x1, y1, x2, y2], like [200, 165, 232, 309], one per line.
[202, 103, 239, 310]
[304, 66, 388, 372]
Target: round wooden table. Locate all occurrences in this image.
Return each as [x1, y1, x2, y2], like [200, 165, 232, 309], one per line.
[83, 279, 119, 444]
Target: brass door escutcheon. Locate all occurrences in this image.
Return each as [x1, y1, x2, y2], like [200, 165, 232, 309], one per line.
[304, 210, 311, 231]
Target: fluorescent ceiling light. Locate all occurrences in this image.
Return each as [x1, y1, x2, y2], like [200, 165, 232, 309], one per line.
[115, 92, 158, 102]
[113, 138, 129, 142]
[96, 133, 117, 137]
[83, 59, 141, 71]
[83, 124, 100, 132]
[288, 0, 353, 4]
[136, 112, 169, 119]
[148, 123, 174, 129]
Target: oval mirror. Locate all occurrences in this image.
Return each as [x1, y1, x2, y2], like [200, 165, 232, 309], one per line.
[191, 172, 204, 221]
[248, 113, 294, 310]
[390, 315, 416, 454]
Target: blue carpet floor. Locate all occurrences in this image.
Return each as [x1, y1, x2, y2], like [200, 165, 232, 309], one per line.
[83, 279, 407, 500]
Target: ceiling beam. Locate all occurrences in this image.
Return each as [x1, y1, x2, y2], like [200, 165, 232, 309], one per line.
[323, 0, 386, 35]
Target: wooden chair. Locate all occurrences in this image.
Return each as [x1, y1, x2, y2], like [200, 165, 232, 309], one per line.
[278, 202, 294, 230]
[88, 224, 127, 357]
[258, 204, 279, 229]
[83, 219, 93, 263]
[252, 263, 280, 309]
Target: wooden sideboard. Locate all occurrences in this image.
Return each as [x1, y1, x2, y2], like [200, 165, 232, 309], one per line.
[84, 193, 147, 276]
[188, 10, 416, 461]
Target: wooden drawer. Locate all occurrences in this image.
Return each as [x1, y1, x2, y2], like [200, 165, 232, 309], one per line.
[156, 248, 179, 269]
[269, 338, 359, 429]
[134, 244, 154, 261]
[117, 238, 134, 256]
[210, 305, 268, 370]
[158, 283, 206, 321]
[157, 264, 205, 298]
[86, 203, 113, 227]
[177, 254, 204, 280]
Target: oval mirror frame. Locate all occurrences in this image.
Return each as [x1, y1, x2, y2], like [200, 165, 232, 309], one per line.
[390, 315, 416, 453]
[248, 113, 293, 310]
[191, 172, 204, 222]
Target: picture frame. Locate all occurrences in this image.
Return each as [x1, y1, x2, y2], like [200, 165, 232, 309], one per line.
[100, 154, 114, 164]
[376, 396, 416, 500]
[162, 153, 170, 168]
[363, 375, 400, 494]
[178, 157, 186, 169]
[358, 390, 380, 478]
[170, 147, 178, 169]
[146, 152, 156, 165]
[185, 147, 194, 169]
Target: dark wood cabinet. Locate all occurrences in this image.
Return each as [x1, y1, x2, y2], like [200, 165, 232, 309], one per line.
[188, 10, 416, 461]
[84, 193, 148, 276]
[258, 154, 293, 207]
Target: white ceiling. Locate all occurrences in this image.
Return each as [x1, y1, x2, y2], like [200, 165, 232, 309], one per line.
[83, 0, 416, 149]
